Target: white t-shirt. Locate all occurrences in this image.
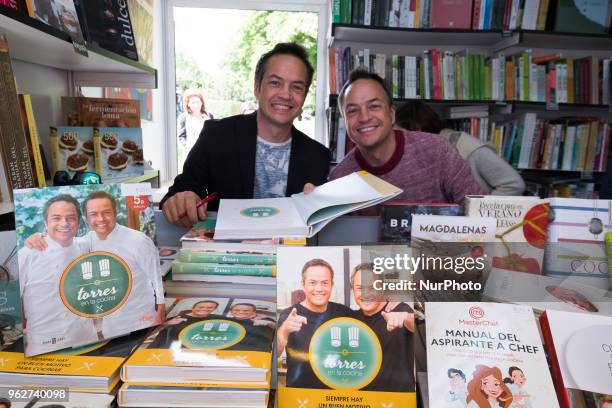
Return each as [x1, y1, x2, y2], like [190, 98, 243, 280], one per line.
[18, 238, 98, 355]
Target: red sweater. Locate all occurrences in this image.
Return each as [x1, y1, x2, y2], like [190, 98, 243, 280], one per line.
[330, 129, 484, 215]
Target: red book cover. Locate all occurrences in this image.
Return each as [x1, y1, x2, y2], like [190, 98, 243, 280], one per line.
[502, 0, 513, 29]
[471, 0, 482, 28]
[431, 49, 442, 99]
[430, 0, 473, 29]
[539, 312, 572, 408]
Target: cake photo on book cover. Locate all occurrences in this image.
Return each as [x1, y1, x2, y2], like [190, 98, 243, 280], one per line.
[121, 296, 275, 385]
[61, 96, 141, 128]
[93, 127, 145, 181]
[50, 126, 95, 177]
[426, 302, 560, 408]
[13, 183, 164, 356]
[276, 246, 416, 406]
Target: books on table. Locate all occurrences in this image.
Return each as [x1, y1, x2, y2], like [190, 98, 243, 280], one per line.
[426, 302, 559, 408]
[276, 246, 416, 406]
[214, 171, 402, 239]
[13, 183, 164, 356]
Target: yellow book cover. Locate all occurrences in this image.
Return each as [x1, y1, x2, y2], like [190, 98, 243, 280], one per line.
[122, 296, 275, 385]
[18, 95, 45, 187]
[276, 246, 417, 407]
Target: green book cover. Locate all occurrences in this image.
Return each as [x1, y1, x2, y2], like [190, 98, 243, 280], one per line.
[340, 0, 352, 24]
[332, 0, 341, 23]
[172, 261, 276, 277]
[484, 64, 492, 100]
[179, 249, 276, 265]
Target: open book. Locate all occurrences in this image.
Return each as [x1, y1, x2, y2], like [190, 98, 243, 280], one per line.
[214, 171, 402, 239]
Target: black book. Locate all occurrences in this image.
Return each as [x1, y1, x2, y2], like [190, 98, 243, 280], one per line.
[380, 202, 463, 243]
[80, 0, 139, 61]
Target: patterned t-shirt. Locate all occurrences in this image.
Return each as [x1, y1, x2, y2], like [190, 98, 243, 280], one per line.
[253, 136, 291, 198]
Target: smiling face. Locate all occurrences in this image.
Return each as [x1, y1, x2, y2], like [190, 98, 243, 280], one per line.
[511, 369, 525, 386]
[45, 201, 79, 247]
[481, 374, 502, 399]
[85, 198, 117, 240]
[351, 269, 384, 316]
[254, 54, 308, 131]
[341, 78, 396, 152]
[191, 301, 218, 317]
[231, 304, 257, 320]
[301, 265, 333, 312]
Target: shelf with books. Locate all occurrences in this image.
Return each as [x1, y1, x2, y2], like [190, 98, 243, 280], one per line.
[0, 7, 156, 87]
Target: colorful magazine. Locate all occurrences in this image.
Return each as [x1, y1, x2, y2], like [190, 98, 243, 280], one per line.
[14, 183, 164, 356]
[276, 246, 416, 406]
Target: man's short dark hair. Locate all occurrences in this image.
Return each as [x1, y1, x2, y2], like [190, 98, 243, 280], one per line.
[254, 42, 314, 91]
[338, 69, 393, 111]
[395, 100, 445, 134]
[231, 302, 257, 312]
[301, 258, 334, 282]
[193, 300, 219, 308]
[43, 194, 81, 222]
[82, 190, 117, 215]
[447, 368, 465, 380]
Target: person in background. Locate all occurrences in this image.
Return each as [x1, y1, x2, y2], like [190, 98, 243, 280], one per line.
[177, 88, 214, 154]
[329, 70, 483, 215]
[395, 100, 525, 196]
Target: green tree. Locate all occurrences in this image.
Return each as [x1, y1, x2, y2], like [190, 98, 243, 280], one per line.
[175, 49, 206, 91]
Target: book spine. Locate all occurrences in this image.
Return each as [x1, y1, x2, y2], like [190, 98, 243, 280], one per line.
[93, 127, 102, 175]
[171, 262, 276, 277]
[0, 35, 36, 190]
[20, 95, 45, 187]
[539, 313, 572, 408]
[179, 250, 276, 265]
[332, 0, 341, 23]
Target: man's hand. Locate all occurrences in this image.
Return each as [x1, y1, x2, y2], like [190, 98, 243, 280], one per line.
[164, 316, 187, 326]
[381, 311, 415, 332]
[162, 191, 207, 227]
[277, 308, 307, 355]
[25, 233, 47, 251]
[303, 183, 316, 195]
[153, 304, 166, 325]
[252, 318, 275, 328]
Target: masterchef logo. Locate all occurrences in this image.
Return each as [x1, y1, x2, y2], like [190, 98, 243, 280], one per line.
[458, 306, 499, 327]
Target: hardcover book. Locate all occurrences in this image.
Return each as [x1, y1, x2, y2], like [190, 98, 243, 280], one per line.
[465, 195, 550, 275]
[93, 127, 144, 181]
[410, 214, 497, 242]
[12, 392, 114, 408]
[380, 202, 463, 243]
[430, 0, 473, 28]
[545, 198, 611, 289]
[214, 171, 402, 239]
[79, 0, 139, 60]
[540, 309, 612, 407]
[276, 246, 416, 406]
[426, 302, 559, 408]
[14, 183, 164, 356]
[61, 96, 141, 128]
[554, 0, 612, 34]
[50, 126, 95, 177]
[18, 95, 46, 187]
[26, 0, 86, 47]
[121, 296, 275, 385]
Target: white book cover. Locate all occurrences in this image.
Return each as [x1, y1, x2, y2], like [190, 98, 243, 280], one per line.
[398, 0, 411, 27]
[545, 198, 611, 289]
[411, 214, 497, 243]
[543, 309, 612, 396]
[518, 113, 537, 169]
[521, 0, 540, 29]
[561, 126, 577, 170]
[364, 0, 373, 25]
[426, 302, 559, 408]
[214, 171, 402, 239]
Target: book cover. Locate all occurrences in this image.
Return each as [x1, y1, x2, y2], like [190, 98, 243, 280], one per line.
[0, 329, 148, 393]
[80, 0, 139, 61]
[0, 230, 22, 347]
[545, 198, 611, 289]
[0, 0, 27, 13]
[126, 0, 153, 66]
[465, 195, 550, 275]
[430, 0, 473, 28]
[426, 302, 559, 408]
[122, 296, 275, 384]
[276, 246, 416, 406]
[540, 309, 612, 406]
[410, 214, 497, 242]
[50, 126, 95, 177]
[93, 127, 145, 181]
[178, 248, 276, 265]
[14, 183, 164, 356]
[61, 96, 141, 128]
[26, 0, 86, 47]
[171, 261, 276, 277]
[380, 202, 463, 243]
[554, 0, 611, 34]
[12, 392, 115, 408]
[18, 95, 46, 187]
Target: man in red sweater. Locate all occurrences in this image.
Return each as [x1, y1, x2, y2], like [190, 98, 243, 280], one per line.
[329, 70, 483, 215]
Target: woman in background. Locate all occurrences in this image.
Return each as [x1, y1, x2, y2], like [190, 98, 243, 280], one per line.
[177, 89, 214, 154]
[395, 101, 525, 196]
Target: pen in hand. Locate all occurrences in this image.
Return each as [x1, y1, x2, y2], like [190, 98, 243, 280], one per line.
[178, 192, 219, 219]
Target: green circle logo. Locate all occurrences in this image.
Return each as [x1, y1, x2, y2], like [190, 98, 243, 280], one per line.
[240, 207, 279, 218]
[179, 319, 246, 350]
[60, 251, 132, 318]
[309, 317, 382, 389]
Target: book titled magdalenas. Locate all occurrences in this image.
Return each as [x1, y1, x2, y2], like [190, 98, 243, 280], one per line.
[121, 297, 275, 385]
[80, 0, 138, 61]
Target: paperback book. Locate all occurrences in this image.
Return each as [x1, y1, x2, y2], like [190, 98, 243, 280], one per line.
[122, 296, 275, 385]
[426, 302, 559, 408]
[379, 202, 463, 243]
[465, 195, 550, 275]
[50, 126, 95, 177]
[276, 246, 416, 406]
[93, 127, 144, 181]
[14, 183, 164, 356]
[214, 171, 402, 239]
[540, 309, 612, 407]
[61, 96, 140, 128]
[0, 230, 22, 346]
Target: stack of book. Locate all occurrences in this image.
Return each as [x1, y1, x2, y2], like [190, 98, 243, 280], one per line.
[119, 296, 275, 407]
